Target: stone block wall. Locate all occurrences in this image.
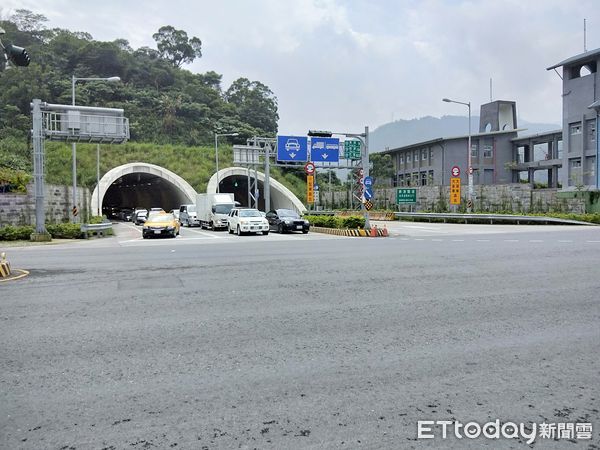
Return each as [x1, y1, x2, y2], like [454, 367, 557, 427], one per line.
[320, 184, 587, 214]
[0, 184, 90, 226]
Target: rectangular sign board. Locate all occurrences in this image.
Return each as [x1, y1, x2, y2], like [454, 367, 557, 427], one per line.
[450, 178, 461, 205]
[306, 175, 314, 203]
[310, 137, 340, 162]
[277, 135, 308, 162]
[396, 188, 416, 204]
[344, 140, 362, 159]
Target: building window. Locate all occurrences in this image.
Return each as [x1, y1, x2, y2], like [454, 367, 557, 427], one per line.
[483, 145, 493, 158]
[570, 122, 582, 135]
[422, 150, 428, 161]
[421, 172, 427, 185]
[399, 155, 404, 164]
[412, 172, 419, 185]
[414, 151, 419, 162]
[471, 144, 478, 158]
[588, 119, 596, 144]
[429, 149, 434, 162]
[428, 170, 434, 184]
[570, 158, 582, 168]
[398, 174, 404, 186]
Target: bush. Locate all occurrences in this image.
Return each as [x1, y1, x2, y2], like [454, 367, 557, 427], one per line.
[45, 223, 82, 239]
[0, 225, 34, 240]
[305, 215, 365, 229]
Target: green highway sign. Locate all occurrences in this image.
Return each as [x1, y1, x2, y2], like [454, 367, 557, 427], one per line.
[344, 140, 362, 159]
[396, 188, 417, 204]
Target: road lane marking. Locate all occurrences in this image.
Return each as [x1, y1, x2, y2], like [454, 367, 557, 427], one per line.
[557, 240, 573, 243]
[476, 239, 491, 242]
[504, 239, 519, 242]
[451, 239, 465, 242]
[529, 240, 544, 243]
[431, 239, 444, 242]
[586, 240, 600, 243]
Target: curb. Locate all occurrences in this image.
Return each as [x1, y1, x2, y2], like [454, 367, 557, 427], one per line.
[311, 226, 389, 237]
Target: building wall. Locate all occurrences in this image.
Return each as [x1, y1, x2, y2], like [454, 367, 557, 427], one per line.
[392, 132, 517, 188]
[0, 184, 90, 226]
[560, 55, 599, 188]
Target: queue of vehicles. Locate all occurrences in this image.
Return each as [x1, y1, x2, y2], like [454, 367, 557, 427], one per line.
[108, 195, 311, 239]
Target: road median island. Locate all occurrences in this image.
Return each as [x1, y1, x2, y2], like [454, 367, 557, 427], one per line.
[310, 225, 388, 237]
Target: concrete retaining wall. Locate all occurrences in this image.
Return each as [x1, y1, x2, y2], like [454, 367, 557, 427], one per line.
[0, 184, 90, 226]
[320, 184, 587, 214]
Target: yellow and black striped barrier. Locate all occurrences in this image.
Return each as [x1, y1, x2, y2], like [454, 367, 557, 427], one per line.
[310, 226, 389, 237]
[0, 252, 11, 277]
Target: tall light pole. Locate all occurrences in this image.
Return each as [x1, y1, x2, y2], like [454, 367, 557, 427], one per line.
[71, 75, 120, 222]
[214, 132, 239, 193]
[443, 97, 473, 212]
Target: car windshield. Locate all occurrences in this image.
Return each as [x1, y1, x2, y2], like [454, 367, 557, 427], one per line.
[150, 213, 173, 221]
[239, 209, 262, 217]
[214, 204, 234, 214]
[187, 205, 196, 212]
[278, 209, 299, 218]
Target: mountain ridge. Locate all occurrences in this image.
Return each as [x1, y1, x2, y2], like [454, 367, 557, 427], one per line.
[370, 115, 561, 152]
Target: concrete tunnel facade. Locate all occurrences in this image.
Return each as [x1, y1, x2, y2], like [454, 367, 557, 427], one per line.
[91, 163, 306, 215]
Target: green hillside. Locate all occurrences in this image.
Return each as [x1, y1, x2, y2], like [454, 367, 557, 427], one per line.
[43, 141, 308, 201]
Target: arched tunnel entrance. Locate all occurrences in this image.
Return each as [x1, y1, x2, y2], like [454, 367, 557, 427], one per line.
[92, 163, 306, 218]
[209, 167, 306, 213]
[102, 172, 190, 214]
[91, 163, 197, 216]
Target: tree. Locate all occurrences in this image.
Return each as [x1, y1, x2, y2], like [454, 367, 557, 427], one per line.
[370, 153, 394, 185]
[10, 9, 47, 33]
[225, 78, 278, 134]
[152, 26, 202, 68]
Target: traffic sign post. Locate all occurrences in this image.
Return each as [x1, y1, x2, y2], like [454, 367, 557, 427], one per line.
[396, 188, 416, 204]
[310, 137, 340, 162]
[306, 175, 314, 204]
[344, 140, 362, 159]
[450, 178, 461, 205]
[277, 135, 308, 162]
[451, 165, 461, 178]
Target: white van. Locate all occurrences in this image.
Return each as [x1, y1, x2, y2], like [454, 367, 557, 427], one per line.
[179, 204, 199, 227]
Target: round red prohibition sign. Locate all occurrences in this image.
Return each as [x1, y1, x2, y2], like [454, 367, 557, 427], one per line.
[451, 166, 460, 177]
[304, 162, 316, 175]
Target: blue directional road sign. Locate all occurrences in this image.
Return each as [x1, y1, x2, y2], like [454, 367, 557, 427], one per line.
[310, 137, 340, 163]
[364, 187, 373, 200]
[363, 176, 373, 187]
[277, 135, 308, 162]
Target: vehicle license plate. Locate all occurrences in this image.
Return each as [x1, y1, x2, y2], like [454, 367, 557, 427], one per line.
[296, 225, 302, 230]
[154, 230, 161, 234]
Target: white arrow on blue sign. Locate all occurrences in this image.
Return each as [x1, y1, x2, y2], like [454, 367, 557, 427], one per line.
[364, 187, 373, 200]
[277, 135, 308, 162]
[310, 137, 340, 162]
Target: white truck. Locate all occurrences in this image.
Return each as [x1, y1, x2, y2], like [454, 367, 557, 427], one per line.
[196, 193, 237, 230]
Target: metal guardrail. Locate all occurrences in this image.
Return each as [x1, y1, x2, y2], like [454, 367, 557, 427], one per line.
[393, 212, 596, 226]
[81, 222, 113, 238]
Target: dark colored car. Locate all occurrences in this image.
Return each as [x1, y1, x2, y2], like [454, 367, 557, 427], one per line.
[266, 209, 309, 234]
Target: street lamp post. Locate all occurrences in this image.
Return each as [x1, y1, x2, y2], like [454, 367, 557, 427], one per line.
[71, 75, 120, 222]
[443, 97, 473, 212]
[214, 132, 239, 193]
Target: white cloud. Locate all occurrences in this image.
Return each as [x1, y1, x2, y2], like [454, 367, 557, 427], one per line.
[3, 0, 599, 133]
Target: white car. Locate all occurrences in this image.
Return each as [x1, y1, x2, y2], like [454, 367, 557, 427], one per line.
[227, 208, 269, 236]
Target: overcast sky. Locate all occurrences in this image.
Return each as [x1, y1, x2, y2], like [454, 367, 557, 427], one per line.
[2, 0, 599, 134]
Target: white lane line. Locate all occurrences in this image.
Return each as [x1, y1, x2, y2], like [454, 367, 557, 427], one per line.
[414, 238, 425, 241]
[557, 240, 573, 243]
[529, 240, 544, 243]
[400, 238, 410, 241]
[181, 228, 224, 239]
[451, 239, 465, 242]
[586, 240, 600, 243]
[504, 239, 519, 242]
[431, 239, 444, 242]
[476, 239, 491, 242]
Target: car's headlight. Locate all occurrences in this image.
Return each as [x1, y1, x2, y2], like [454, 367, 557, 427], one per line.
[166, 226, 174, 230]
[284, 219, 292, 224]
[304, 220, 310, 225]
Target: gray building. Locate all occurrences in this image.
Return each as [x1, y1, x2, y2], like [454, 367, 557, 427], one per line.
[384, 47, 600, 191]
[547, 48, 599, 189]
[384, 100, 521, 188]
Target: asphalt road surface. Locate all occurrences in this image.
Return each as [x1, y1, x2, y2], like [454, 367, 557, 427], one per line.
[1, 222, 599, 449]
